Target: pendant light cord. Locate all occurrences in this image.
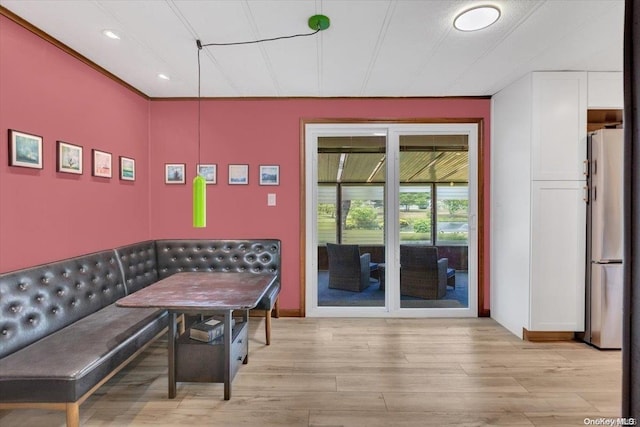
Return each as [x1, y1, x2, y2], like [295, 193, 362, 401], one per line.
[200, 28, 320, 48]
[194, 16, 328, 158]
[197, 45, 202, 165]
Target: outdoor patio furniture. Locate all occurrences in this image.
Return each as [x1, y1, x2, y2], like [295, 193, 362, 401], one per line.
[399, 245, 449, 299]
[326, 243, 372, 292]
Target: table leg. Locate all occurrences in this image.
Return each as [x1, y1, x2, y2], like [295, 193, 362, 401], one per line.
[168, 311, 177, 399]
[223, 310, 232, 400]
[243, 309, 249, 364]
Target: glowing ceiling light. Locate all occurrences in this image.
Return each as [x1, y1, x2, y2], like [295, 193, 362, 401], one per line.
[102, 29, 120, 40]
[454, 6, 501, 31]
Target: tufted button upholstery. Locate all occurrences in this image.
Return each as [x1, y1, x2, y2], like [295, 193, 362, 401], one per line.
[114, 241, 159, 294]
[155, 240, 281, 311]
[156, 240, 280, 279]
[0, 250, 125, 359]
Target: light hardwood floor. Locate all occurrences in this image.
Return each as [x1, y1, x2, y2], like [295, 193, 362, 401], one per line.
[0, 317, 622, 426]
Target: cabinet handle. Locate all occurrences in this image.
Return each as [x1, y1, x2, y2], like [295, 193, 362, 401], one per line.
[583, 160, 589, 176]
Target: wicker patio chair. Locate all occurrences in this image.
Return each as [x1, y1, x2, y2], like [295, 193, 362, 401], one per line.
[326, 243, 372, 292]
[399, 245, 448, 299]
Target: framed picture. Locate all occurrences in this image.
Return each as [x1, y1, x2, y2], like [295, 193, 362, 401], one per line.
[56, 141, 83, 174]
[120, 156, 135, 181]
[165, 163, 186, 184]
[8, 129, 43, 169]
[228, 164, 249, 185]
[92, 149, 112, 178]
[259, 165, 280, 185]
[197, 164, 217, 184]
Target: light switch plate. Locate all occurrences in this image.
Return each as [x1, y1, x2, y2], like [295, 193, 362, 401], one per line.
[267, 193, 276, 206]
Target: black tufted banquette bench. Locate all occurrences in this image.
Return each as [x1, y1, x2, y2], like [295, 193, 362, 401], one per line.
[0, 249, 168, 427]
[0, 239, 281, 427]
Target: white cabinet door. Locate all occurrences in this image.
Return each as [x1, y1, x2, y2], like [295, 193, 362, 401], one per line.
[532, 72, 587, 181]
[530, 181, 586, 331]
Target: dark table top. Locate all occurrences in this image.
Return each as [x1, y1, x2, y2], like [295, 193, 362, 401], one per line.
[116, 272, 276, 311]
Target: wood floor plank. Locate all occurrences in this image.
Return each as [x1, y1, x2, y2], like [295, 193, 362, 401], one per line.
[382, 392, 597, 413]
[308, 410, 535, 426]
[0, 317, 622, 427]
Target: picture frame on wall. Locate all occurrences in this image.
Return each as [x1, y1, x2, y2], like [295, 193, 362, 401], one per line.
[259, 165, 280, 185]
[228, 164, 249, 185]
[56, 141, 83, 174]
[197, 164, 217, 184]
[119, 156, 135, 181]
[8, 129, 43, 169]
[165, 163, 186, 184]
[92, 149, 112, 178]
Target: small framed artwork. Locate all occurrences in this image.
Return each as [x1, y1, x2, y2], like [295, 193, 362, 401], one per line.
[8, 129, 43, 169]
[259, 165, 280, 186]
[92, 149, 112, 178]
[56, 141, 83, 174]
[197, 164, 217, 184]
[119, 156, 135, 181]
[228, 164, 249, 185]
[165, 163, 186, 184]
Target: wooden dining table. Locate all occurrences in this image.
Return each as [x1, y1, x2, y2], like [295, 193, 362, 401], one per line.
[116, 272, 276, 400]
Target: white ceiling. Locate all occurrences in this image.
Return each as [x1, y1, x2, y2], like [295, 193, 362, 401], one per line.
[0, 0, 625, 98]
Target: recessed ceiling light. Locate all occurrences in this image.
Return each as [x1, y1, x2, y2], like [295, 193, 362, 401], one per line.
[454, 5, 501, 31]
[102, 29, 120, 40]
[158, 73, 170, 80]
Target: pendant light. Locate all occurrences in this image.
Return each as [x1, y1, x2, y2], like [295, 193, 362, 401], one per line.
[191, 15, 330, 228]
[193, 39, 206, 228]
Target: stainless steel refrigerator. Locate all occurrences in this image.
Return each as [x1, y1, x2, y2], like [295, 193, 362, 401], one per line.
[584, 128, 624, 349]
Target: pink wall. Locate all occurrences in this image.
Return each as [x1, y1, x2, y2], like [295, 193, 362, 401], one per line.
[0, 15, 150, 272]
[149, 98, 491, 313]
[1, 13, 491, 313]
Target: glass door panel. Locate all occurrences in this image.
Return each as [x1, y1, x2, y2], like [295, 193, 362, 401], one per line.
[316, 135, 386, 307]
[398, 134, 469, 309]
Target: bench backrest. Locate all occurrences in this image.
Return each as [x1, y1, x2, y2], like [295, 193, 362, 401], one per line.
[155, 239, 280, 280]
[0, 250, 125, 358]
[114, 240, 159, 294]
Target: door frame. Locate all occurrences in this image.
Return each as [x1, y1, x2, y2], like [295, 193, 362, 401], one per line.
[301, 119, 486, 317]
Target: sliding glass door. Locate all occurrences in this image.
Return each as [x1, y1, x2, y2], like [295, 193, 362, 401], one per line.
[305, 123, 477, 317]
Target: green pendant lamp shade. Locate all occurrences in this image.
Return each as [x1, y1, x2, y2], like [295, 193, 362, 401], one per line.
[193, 174, 206, 228]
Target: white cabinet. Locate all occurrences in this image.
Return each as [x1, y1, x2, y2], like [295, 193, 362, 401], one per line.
[491, 71, 587, 338]
[530, 181, 586, 331]
[532, 72, 587, 181]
